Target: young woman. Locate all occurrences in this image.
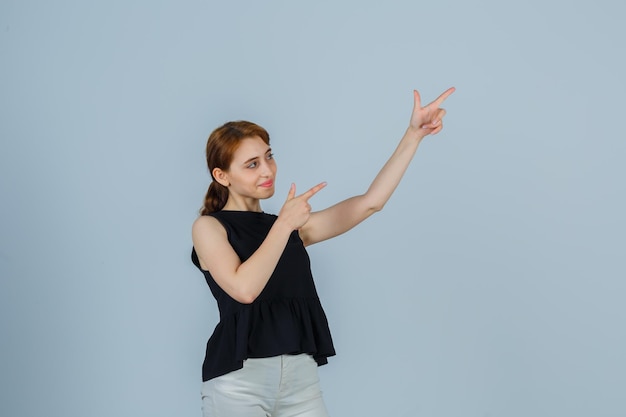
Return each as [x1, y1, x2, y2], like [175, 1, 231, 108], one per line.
[191, 87, 455, 417]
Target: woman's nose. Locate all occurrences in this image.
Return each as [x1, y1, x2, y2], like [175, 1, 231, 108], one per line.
[260, 161, 273, 176]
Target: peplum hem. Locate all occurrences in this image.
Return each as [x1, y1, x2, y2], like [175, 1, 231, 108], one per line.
[202, 296, 336, 381]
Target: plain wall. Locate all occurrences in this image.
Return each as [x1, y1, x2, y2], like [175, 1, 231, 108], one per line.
[1, 1, 625, 416]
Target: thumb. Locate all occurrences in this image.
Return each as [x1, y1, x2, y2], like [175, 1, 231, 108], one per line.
[413, 89, 422, 110]
[286, 183, 296, 200]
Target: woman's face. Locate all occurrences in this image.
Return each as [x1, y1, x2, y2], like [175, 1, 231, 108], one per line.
[220, 136, 277, 201]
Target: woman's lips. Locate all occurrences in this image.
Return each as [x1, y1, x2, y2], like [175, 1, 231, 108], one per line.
[259, 180, 274, 187]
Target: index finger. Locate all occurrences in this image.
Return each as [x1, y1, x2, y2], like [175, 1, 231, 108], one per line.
[299, 181, 327, 201]
[431, 86, 456, 107]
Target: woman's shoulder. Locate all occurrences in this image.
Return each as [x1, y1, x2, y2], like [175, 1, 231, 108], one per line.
[192, 214, 226, 237]
[193, 211, 276, 236]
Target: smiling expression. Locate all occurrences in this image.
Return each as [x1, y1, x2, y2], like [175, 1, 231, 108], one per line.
[214, 136, 277, 209]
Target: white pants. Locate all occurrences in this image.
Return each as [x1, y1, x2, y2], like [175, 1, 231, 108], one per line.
[201, 354, 330, 417]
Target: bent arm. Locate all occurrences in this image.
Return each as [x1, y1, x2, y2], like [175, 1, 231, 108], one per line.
[299, 126, 424, 246]
[192, 216, 293, 304]
[191, 182, 326, 304]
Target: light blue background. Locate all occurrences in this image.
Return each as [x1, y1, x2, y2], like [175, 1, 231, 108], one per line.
[1, 1, 625, 416]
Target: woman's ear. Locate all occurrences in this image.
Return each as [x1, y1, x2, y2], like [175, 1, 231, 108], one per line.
[212, 167, 230, 187]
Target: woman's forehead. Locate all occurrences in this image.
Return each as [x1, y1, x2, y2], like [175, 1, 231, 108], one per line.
[232, 136, 270, 162]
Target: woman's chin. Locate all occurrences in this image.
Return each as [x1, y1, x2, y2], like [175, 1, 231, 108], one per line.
[259, 188, 275, 199]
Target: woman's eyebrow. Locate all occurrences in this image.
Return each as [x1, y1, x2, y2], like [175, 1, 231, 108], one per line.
[243, 155, 259, 165]
[242, 148, 271, 165]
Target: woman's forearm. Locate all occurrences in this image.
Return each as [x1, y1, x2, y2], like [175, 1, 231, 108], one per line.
[361, 126, 425, 211]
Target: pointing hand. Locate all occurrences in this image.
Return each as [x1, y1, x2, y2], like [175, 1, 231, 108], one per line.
[278, 182, 327, 230]
[410, 87, 455, 137]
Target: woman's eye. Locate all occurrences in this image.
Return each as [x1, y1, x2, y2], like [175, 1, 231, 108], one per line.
[267, 153, 274, 160]
[247, 162, 258, 168]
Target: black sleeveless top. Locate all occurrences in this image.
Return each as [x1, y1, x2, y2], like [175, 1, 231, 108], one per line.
[191, 211, 336, 381]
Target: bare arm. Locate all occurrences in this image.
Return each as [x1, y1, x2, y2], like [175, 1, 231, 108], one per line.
[192, 182, 326, 304]
[299, 87, 455, 246]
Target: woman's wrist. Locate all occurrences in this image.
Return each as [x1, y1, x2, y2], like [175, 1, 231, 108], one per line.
[273, 216, 298, 235]
[405, 126, 426, 142]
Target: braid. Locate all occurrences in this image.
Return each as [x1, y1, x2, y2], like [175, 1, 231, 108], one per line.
[200, 181, 229, 215]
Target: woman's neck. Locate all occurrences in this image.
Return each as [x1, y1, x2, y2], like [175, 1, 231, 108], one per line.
[222, 197, 263, 212]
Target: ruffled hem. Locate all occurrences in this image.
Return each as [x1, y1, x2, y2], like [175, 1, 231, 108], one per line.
[201, 296, 336, 381]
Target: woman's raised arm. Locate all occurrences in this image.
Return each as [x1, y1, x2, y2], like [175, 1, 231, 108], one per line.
[299, 87, 455, 247]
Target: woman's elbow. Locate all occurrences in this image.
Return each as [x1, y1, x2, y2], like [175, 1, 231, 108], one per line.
[232, 290, 258, 305]
[373, 203, 386, 213]
[222, 281, 260, 304]
[367, 201, 385, 214]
